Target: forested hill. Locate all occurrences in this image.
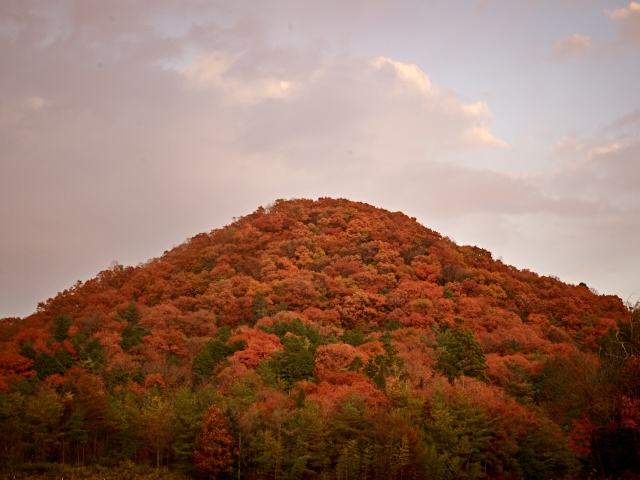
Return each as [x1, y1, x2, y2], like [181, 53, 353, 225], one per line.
[1, 197, 639, 479]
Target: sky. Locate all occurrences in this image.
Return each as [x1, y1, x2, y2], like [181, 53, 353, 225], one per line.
[1, 0, 639, 318]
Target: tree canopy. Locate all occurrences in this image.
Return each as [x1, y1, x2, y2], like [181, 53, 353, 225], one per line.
[0, 198, 637, 478]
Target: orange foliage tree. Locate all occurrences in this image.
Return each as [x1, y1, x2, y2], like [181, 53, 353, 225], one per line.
[195, 405, 238, 479]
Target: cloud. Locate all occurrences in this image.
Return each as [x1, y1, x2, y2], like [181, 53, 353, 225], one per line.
[26, 96, 50, 110]
[606, 2, 640, 20]
[553, 135, 621, 161]
[0, 0, 638, 317]
[0, 0, 512, 317]
[605, 107, 640, 135]
[550, 130, 638, 214]
[550, 34, 592, 60]
[472, 0, 493, 15]
[606, 2, 640, 45]
[215, 53, 508, 161]
[183, 52, 293, 104]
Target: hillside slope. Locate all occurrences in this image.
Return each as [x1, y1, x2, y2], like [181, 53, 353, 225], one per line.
[1, 198, 638, 479]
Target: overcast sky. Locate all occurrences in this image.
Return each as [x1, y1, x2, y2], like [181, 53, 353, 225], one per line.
[1, 0, 639, 318]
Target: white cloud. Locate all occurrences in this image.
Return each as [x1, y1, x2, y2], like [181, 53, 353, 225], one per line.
[553, 135, 621, 162]
[183, 52, 293, 104]
[370, 57, 432, 93]
[606, 2, 640, 45]
[26, 96, 50, 110]
[366, 56, 508, 150]
[464, 125, 509, 148]
[472, 0, 493, 15]
[550, 132, 638, 214]
[551, 34, 592, 60]
[606, 2, 640, 20]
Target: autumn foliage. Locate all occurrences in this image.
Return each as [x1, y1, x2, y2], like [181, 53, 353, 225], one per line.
[195, 406, 237, 479]
[0, 197, 638, 478]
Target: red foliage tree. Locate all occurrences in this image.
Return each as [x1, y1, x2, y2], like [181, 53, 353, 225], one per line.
[568, 416, 595, 455]
[306, 371, 387, 415]
[0, 353, 36, 390]
[314, 343, 358, 380]
[229, 328, 283, 369]
[195, 405, 238, 479]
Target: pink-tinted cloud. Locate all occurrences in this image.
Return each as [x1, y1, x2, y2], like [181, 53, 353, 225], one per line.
[472, 0, 493, 15]
[606, 2, 640, 45]
[550, 34, 592, 60]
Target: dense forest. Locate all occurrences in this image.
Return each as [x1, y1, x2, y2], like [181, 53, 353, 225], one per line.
[1, 197, 639, 479]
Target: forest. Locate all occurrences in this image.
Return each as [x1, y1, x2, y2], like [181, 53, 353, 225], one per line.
[1, 197, 639, 479]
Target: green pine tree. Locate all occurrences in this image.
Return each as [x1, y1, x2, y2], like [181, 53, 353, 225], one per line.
[420, 391, 492, 480]
[52, 314, 73, 342]
[19, 341, 37, 360]
[53, 348, 75, 371]
[123, 299, 138, 325]
[280, 336, 315, 386]
[191, 338, 246, 377]
[119, 324, 151, 351]
[295, 387, 307, 408]
[373, 363, 387, 391]
[66, 409, 89, 465]
[80, 337, 105, 369]
[33, 352, 66, 379]
[346, 355, 364, 374]
[435, 325, 489, 383]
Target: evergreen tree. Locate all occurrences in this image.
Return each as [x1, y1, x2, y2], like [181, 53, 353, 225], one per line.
[117, 300, 149, 351]
[80, 337, 105, 369]
[259, 335, 315, 389]
[330, 397, 372, 450]
[119, 324, 151, 351]
[123, 300, 139, 325]
[143, 395, 172, 469]
[270, 317, 324, 351]
[105, 389, 145, 461]
[373, 362, 387, 391]
[24, 387, 63, 462]
[52, 314, 73, 342]
[253, 293, 269, 322]
[436, 325, 489, 383]
[53, 348, 75, 371]
[364, 358, 379, 378]
[280, 336, 315, 386]
[295, 387, 307, 408]
[19, 341, 37, 360]
[295, 403, 329, 476]
[346, 355, 364, 374]
[33, 352, 66, 379]
[215, 326, 233, 343]
[191, 338, 246, 377]
[340, 330, 367, 347]
[420, 391, 492, 480]
[252, 429, 282, 479]
[170, 388, 206, 472]
[66, 409, 88, 465]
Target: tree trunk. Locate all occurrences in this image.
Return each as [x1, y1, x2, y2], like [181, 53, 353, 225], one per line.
[594, 436, 605, 479]
[238, 432, 242, 480]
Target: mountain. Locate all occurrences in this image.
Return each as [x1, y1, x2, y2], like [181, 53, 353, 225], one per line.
[1, 197, 639, 479]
